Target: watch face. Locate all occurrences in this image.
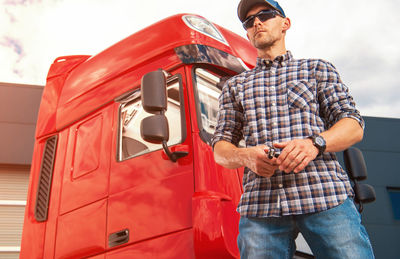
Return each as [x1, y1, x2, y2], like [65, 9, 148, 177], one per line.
[315, 136, 325, 146]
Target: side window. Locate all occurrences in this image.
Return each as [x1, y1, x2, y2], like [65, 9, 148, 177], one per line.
[118, 79, 182, 161]
[194, 68, 245, 147]
[195, 68, 223, 135]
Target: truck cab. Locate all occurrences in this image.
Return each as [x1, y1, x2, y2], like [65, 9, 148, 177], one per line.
[20, 14, 257, 258]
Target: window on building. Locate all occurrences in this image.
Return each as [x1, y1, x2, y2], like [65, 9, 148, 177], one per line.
[387, 187, 400, 220]
[118, 79, 182, 161]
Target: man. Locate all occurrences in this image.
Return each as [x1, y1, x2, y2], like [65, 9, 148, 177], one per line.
[211, 0, 375, 258]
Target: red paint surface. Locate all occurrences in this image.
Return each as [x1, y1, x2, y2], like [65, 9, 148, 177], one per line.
[20, 14, 257, 259]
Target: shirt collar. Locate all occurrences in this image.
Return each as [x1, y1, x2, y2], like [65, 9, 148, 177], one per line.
[256, 50, 293, 68]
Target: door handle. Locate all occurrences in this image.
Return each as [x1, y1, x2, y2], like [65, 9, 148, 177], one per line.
[109, 229, 129, 248]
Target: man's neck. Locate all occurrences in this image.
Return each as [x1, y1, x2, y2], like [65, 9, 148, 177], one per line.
[257, 45, 287, 61]
[256, 38, 287, 61]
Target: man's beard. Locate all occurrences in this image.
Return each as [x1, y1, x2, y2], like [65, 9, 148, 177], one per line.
[252, 33, 277, 50]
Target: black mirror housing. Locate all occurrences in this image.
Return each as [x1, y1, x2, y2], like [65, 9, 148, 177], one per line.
[343, 146, 376, 212]
[343, 147, 367, 181]
[139, 69, 188, 163]
[141, 70, 167, 114]
[354, 183, 376, 204]
[140, 115, 169, 144]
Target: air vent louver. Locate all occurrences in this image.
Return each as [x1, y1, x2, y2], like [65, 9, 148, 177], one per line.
[34, 135, 58, 222]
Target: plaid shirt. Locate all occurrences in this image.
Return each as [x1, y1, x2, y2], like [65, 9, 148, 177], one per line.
[212, 51, 364, 217]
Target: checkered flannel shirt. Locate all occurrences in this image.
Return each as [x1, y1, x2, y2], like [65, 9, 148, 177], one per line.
[212, 51, 364, 217]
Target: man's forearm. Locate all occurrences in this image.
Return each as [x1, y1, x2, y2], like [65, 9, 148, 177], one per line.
[214, 140, 278, 177]
[320, 117, 364, 153]
[213, 140, 246, 169]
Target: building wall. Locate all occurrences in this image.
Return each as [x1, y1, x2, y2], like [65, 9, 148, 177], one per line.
[0, 82, 43, 164]
[0, 165, 30, 259]
[0, 82, 43, 259]
[353, 116, 400, 259]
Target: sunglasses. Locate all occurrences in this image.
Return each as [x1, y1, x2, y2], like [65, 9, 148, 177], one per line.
[242, 10, 282, 30]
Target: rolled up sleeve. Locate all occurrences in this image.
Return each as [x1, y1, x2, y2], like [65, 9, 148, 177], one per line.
[211, 79, 244, 147]
[316, 61, 365, 129]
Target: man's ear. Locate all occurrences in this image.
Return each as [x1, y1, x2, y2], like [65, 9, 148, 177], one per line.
[246, 31, 250, 40]
[282, 17, 291, 32]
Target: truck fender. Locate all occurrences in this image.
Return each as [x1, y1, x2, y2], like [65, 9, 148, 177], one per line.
[192, 191, 240, 259]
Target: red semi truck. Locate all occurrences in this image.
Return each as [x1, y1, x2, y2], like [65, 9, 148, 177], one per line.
[20, 14, 258, 258]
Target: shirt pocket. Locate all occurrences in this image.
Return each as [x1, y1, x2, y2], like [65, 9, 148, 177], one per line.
[287, 80, 316, 111]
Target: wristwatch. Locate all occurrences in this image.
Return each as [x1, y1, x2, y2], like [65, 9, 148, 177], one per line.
[309, 134, 326, 156]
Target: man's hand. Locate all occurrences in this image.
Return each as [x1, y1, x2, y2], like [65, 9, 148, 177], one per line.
[213, 141, 278, 178]
[272, 118, 364, 173]
[245, 146, 279, 178]
[274, 139, 318, 173]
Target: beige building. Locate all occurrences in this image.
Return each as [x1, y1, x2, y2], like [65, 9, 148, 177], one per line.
[0, 82, 43, 259]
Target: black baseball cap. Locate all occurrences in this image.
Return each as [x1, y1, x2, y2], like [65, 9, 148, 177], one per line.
[237, 0, 286, 22]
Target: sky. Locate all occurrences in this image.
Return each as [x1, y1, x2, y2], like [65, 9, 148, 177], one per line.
[1, 0, 400, 119]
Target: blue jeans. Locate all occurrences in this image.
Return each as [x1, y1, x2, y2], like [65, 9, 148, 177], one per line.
[237, 198, 374, 259]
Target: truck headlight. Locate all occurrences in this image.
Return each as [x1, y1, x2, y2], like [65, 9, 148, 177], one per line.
[182, 15, 227, 45]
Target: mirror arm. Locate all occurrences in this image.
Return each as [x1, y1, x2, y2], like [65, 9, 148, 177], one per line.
[162, 141, 188, 162]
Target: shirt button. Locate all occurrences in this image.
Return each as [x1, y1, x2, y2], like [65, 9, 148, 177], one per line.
[271, 102, 276, 106]
[272, 122, 277, 127]
[281, 62, 286, 66]
[278, 184, 283, 188]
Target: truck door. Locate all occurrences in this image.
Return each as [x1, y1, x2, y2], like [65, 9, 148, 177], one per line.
[54, 105, 114, 258]
[107, 70, 194, 256]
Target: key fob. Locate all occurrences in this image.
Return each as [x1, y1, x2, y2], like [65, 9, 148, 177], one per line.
[265, 147, 279, 159]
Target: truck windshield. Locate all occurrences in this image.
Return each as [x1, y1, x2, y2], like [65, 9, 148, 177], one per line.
[118, 79, 182, 161]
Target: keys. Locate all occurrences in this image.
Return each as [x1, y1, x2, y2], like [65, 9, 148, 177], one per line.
[265, 147, 279, 159]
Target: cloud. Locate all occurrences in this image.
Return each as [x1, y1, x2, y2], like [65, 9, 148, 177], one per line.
[0, 0, 399, 118]
[4, 0, 40, 6]
[0, 36, 24, 55]
[1, 1, 45, 83]
[283, 0, 400, 118]
[0, 0, 241, 85]
[0, 36, 25, 78]
[4, 7, 17, 23]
